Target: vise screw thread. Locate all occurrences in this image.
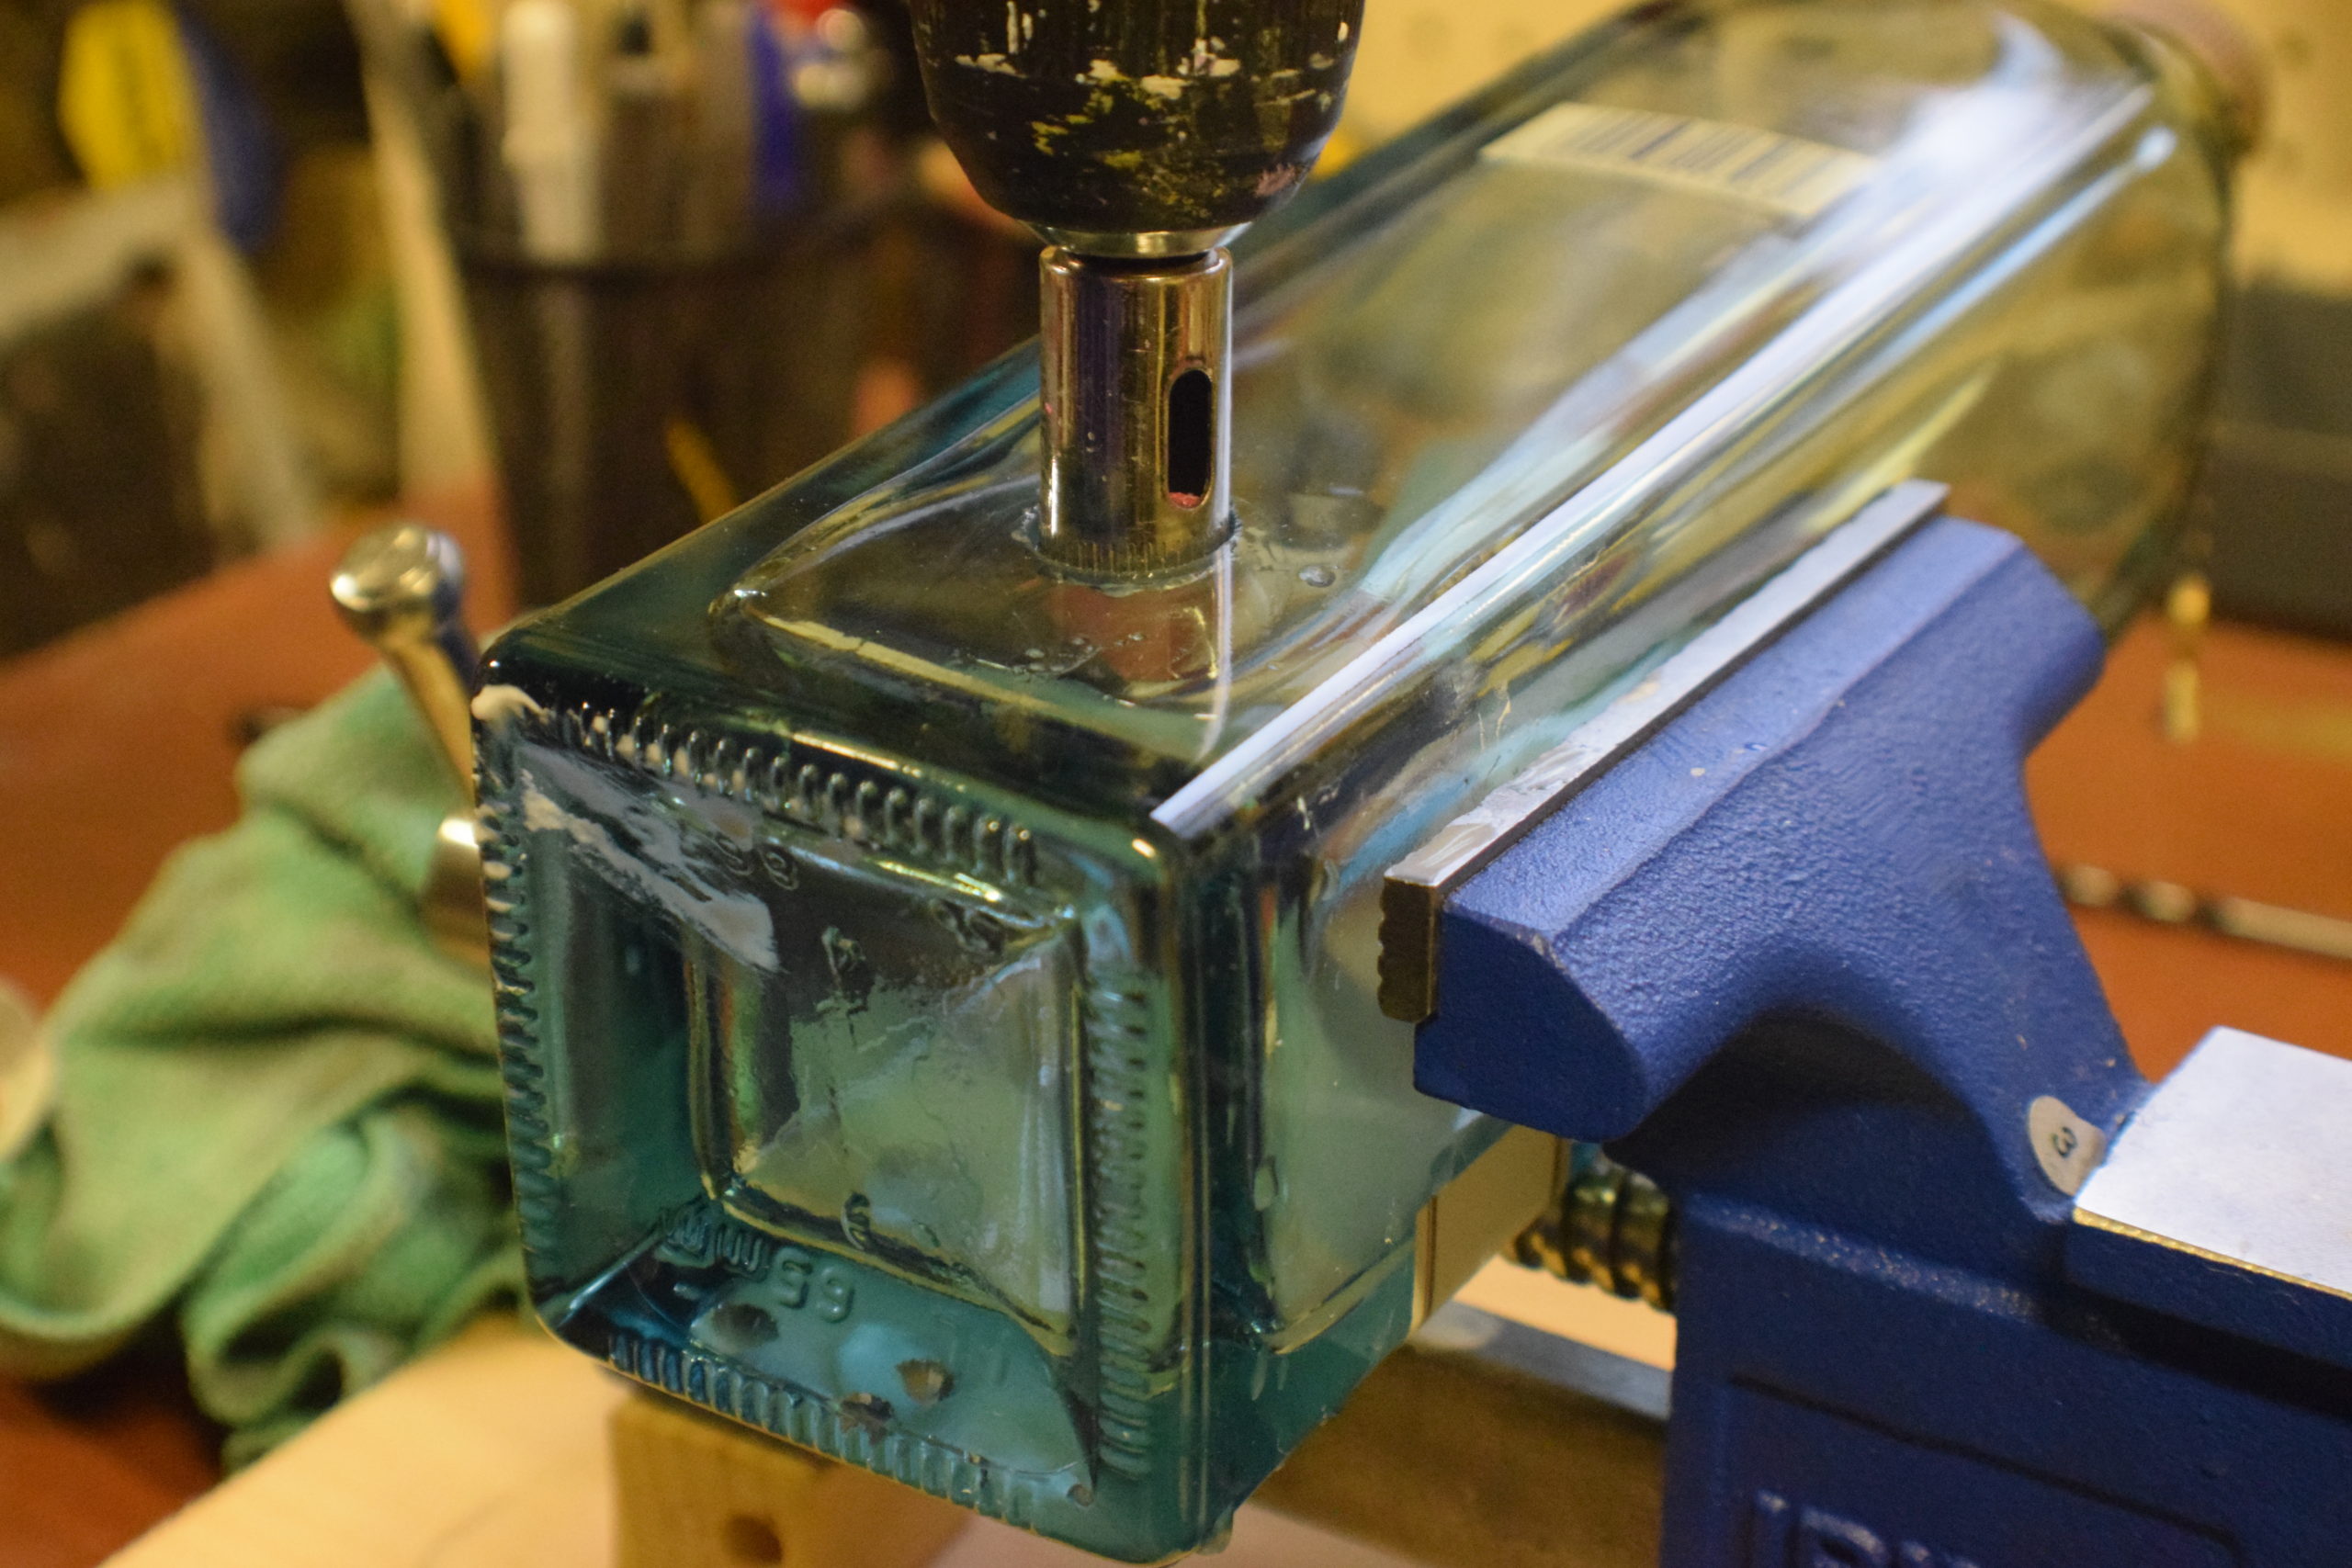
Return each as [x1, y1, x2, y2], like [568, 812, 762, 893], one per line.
[1512, 1146, 1679, 1314]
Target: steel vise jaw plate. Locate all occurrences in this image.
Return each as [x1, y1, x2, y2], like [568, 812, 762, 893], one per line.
[2071, 1026, 2352, 1371]
[1376, 480, 1949, 1024]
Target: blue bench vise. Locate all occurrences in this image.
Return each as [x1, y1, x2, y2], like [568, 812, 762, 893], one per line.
[1383, 481, 2352, 1565]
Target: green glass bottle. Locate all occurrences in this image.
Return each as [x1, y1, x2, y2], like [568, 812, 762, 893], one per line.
[476, 2, 2233, 1559]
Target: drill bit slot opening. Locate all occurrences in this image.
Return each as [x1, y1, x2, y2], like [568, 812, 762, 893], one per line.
[1165, 369, 1215, 511]
[1037, 247, 1232, 578]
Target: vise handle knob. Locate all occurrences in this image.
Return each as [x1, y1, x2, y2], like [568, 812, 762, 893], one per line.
[332, 524, 482, 796]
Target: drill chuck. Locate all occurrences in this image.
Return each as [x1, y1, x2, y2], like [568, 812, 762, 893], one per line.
[907, 0, 1365, 248]
[909, 0, 1365, 576]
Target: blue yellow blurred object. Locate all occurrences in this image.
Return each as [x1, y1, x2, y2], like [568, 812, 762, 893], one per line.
[57, 0, 202, 188]
[57, 0, 279, 250]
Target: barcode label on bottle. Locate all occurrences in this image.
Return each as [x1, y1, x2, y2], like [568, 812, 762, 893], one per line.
[1483, 103, 1876, 220]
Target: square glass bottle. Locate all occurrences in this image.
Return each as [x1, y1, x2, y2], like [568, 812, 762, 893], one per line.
[476, 2, 2231, 1558]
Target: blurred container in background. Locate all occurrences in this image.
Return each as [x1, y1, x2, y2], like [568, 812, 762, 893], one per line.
[347, 0, 1035, 607]
[0, 0, 1040, 654]
[0, 182, 306, 655]
[0, 0, 339, 657]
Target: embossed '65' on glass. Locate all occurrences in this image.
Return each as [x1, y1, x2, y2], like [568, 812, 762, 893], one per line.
[473, 2, 2233, 1559]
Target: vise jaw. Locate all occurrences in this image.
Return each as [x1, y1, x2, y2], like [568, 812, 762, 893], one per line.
[1397, 484, 2352, 1565]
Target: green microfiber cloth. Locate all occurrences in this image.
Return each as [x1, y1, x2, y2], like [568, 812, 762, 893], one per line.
[0, 671, 521, 1461]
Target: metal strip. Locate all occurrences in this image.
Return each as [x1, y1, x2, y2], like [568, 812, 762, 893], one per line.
[1375, 480, 1946, 1023]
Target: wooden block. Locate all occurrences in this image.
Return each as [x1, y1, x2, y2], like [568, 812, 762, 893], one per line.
[103, 1316, 967, 1568]
[610, 1391, 969, 1568]
[106, 1316, 623, 1568]
[96, 1258, 1646, 1568]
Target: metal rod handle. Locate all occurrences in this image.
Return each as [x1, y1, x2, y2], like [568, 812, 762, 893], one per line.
[331, 524, 483, 795]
